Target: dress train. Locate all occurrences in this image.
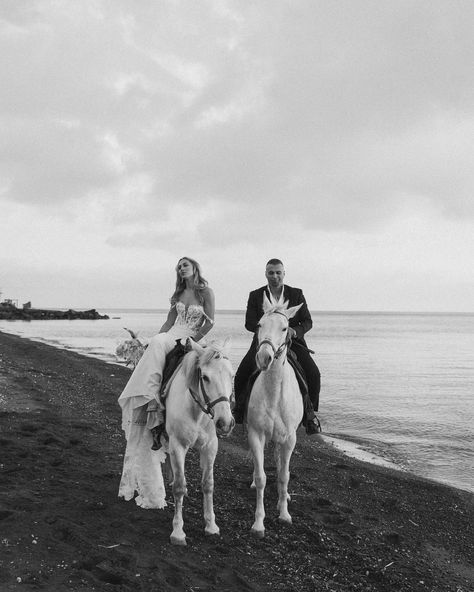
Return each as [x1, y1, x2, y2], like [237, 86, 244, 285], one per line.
[118, 304, 207, 509]
[118, 405, 167, 508]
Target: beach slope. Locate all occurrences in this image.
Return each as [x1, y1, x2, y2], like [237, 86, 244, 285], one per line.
[0, 331, 473, 592]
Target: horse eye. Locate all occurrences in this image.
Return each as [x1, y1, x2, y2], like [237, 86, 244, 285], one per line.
[202, 375, 210, 383]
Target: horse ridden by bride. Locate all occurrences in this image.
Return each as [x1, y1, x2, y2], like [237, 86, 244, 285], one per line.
[119, 337, 235, 545]
[246, 295, 305, 538]
[164, 337, 234, 545]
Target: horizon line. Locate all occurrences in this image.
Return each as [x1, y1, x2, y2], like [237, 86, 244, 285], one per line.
[23, 306, 474, 316]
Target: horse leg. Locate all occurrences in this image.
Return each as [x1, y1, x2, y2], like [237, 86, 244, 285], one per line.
[248, 430, 266, 538]
[275, 434, 296, 524]
[164, 453, 174, 486]
[200, 438, 220, 536]
[169, 442, 188, 545]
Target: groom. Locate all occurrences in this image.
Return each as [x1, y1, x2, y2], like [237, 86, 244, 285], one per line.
[233, 258, 322, 434]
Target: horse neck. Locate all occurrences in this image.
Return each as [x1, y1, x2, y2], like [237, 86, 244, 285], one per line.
[167, 367, 211, 428]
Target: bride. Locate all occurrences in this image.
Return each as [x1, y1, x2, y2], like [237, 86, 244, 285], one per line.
[118, 256, 215, 508]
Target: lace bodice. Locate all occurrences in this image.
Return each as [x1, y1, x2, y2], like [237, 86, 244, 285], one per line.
[173, 301, 210, 334]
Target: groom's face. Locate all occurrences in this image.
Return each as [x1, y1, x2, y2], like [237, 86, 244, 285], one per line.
[265, 264, 285, 289]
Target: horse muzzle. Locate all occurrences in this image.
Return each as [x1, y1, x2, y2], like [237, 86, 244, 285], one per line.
[256, 346, 274, 371]
[215, 416, 235, 437]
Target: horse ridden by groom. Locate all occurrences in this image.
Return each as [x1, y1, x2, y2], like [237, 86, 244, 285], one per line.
[233, 258, 322, 434]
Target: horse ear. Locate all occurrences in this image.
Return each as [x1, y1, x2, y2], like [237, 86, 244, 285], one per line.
[284, 303, 303, 319]
[188, 338, 205, 355]
[262, 293, 273, 313]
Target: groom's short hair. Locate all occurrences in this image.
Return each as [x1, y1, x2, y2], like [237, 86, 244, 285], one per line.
[266, 258, 283, 267]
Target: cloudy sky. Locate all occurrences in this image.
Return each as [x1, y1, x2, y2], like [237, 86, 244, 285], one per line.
[1, 0, 473, 312]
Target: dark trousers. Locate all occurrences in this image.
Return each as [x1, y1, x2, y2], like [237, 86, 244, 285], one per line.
[234, 338, 321, 412]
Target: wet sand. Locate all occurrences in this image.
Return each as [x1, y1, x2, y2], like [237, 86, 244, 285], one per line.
[0, 330, 473, 592]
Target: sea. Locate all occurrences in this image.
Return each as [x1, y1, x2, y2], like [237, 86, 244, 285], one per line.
[1, 309, 473, 495]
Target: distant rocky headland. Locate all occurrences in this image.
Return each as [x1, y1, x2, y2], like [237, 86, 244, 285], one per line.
[0, 300, 109, 321]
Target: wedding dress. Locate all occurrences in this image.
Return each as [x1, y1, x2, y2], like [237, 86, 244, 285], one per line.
[118, 302, 209, 509]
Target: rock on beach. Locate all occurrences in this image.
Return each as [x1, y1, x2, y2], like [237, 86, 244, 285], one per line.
[0, 330, 473, 592]
[0, 307, 109, 320]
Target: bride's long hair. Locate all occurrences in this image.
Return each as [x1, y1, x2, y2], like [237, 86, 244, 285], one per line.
[171, 257, 209, 305]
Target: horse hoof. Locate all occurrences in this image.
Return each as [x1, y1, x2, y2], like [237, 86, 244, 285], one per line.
[278, 516, 292, 525]
[205, 528, 220, 537]
[250, 528, 265, 539]
[170, 535, 187, 546]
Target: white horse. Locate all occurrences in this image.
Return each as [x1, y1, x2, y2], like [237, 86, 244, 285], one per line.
[165, 338, 235, 545]
[247, 295, 304, 538]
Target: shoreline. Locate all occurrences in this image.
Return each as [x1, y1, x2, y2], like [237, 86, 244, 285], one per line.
[3, 329, 471, 496]
[0, 330, 473, 592]
[0, 331, 413, 486]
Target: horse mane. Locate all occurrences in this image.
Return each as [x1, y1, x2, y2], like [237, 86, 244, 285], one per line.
[262, 302, 289, 318]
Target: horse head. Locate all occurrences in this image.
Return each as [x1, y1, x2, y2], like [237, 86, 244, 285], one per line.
[256, 294, 302, 371]
[184, 338, 235, 437]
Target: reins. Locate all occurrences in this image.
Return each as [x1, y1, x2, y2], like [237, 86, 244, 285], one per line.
[257, 338, 289, 360]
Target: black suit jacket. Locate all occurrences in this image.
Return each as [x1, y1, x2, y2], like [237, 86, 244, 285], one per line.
[244, 285, 313, 346]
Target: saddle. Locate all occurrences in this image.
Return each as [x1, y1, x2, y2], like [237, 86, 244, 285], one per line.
[244, 347, 315, 423]
[160, 340, 188, 398]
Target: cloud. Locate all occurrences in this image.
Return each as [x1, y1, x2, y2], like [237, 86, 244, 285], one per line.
[1, 0, 473, 310]
[2, 1, 474, 224]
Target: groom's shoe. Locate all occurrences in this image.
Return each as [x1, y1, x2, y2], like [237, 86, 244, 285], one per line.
[305, 416, 322, 435]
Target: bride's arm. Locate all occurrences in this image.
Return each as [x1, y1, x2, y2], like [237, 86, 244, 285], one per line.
[158, 305, 178, 333]
[195, 288, 215, 341]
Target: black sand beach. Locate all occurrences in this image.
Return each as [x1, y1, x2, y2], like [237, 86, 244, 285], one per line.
[0, 330, 473, 591]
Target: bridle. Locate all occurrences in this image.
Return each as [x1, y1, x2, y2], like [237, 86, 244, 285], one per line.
[188, 361, 232, 419]
[256, 310, 291, 361]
